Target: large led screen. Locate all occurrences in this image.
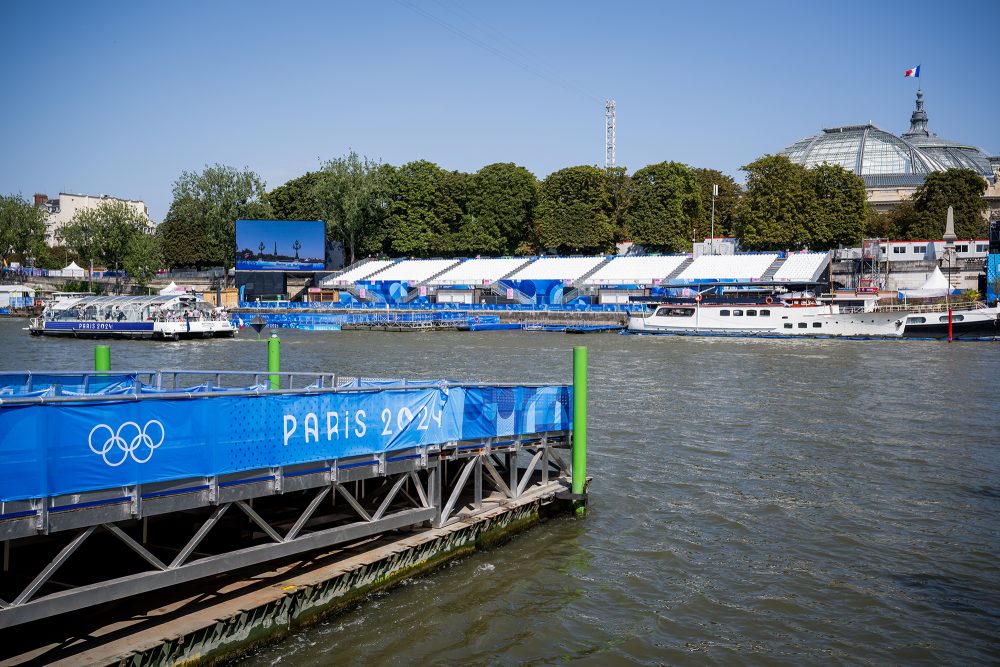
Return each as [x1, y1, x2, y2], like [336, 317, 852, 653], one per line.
[235, 219, 326, 271]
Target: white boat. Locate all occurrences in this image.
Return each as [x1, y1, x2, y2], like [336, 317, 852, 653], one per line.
[900, 303, 999, 339]
[628, 297, 907, 338]
[29, 293, 235, 340]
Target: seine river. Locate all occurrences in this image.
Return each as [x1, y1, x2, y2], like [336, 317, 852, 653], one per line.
[3, 320, 999, 665]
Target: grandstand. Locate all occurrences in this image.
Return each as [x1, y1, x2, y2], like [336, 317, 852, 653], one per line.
[303, 252, 833, 309]
[431, 257, 531, 285]
[583, 255, 688, 285]
[772, 252, 829, 283]
[324, 259, 395, 286]
[367, 258, 461, 283]
[675, 253, 779, 283]
[507, 256, 607, 282]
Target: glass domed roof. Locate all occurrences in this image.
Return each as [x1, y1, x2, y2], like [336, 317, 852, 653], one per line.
[900, 90, 994, 179]
[779, 124, 945, 188]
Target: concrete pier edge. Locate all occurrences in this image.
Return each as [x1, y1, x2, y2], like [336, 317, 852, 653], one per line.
[46, 479, 586, 667]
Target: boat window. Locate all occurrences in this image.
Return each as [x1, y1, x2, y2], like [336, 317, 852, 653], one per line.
[812, 322, 822, 328]
[720, 310, 730, 316]
[732, 310, 743, 316]
[798, 323, 807, 328]
[909, 316, 926, 324]
[939, 314, 965, 322]
[655, 307, 695, 317]
[760, 310, 770, 316]
[746, 310, 757, 316]
[784, 323, 793, 329]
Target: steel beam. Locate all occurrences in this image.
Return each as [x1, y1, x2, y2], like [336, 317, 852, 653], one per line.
[0, 507, 435, 629]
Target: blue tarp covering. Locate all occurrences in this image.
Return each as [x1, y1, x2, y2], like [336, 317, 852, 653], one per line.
[0, 374, 140, 396]
[0, 383, 571, 501]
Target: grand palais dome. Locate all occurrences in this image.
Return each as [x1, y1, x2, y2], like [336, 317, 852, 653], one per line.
[778, 91, 995, 189]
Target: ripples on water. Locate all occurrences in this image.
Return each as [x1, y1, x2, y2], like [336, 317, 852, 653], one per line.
[2, 321, 998, 665]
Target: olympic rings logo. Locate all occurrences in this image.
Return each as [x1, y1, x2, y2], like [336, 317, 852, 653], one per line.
[88, 420, 165, 467]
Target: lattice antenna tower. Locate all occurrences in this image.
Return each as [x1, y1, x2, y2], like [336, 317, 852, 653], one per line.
[605, 100, 616, 169]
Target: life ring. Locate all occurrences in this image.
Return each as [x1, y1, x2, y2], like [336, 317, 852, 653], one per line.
[473, 316, 480, 324]
[765, 297, 773, 305]
[694, 295, 702, 303]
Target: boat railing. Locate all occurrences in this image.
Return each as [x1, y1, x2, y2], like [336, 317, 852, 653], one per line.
[877, 300, 984, 314]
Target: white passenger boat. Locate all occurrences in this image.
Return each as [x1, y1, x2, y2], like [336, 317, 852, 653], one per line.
[628, 297, 908, 338]
[29, 293, 236, 340]
[900, 303, 999, 340]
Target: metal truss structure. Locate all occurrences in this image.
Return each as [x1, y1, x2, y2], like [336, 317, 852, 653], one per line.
[0, 432, 572, 629]
[605, 99, 616, 169]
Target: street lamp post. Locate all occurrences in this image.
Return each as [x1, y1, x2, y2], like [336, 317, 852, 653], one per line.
[710, 184, 718, 255]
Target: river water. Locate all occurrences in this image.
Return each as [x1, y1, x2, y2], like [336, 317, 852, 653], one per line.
[3, 320, 998, 665]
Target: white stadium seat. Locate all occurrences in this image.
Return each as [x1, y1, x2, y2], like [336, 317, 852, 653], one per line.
[676, 254, 779, 281]
[507, 256, 606, 281]
[431, 258, 531, 285]
[368, 259, 460, 283]
[584, 255, 687, 285]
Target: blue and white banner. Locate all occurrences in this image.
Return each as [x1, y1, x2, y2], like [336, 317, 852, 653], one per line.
[43, 322, 155, 333]
[0, 384, 571, 501]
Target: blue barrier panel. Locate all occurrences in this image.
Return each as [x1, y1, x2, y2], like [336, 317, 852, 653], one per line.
[0, 384, 571, 501]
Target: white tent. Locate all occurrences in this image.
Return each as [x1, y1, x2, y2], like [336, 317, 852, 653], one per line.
[158, 281, 186, 295]
[61, 261, 85, 278]
[897, 267, 955, 299]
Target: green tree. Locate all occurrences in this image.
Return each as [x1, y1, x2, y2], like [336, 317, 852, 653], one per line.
[734, 155, 815, 249]
[311, 152, 394, 263]
[156, 217, 214, 269]
[692, 168, 741, 239]
[907, 169, 988, 240]
[467, 163, 539, 254]
[385, 160, 462, 256]
[122, 232, 163, 288]
[625, 161, 702, 252]
[536, 166, 615, 254]
[267, 172, 324, 220]
[605, 166, 632, 244]
[34, 245, 80, 270]
[0, 194, 47, 267]
[807, 163, 868, 249]
[164, 164, 272, 269]
[59, 200, 154, 289]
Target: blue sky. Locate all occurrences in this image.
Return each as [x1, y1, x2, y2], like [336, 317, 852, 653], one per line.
[2, 0, 997, 222]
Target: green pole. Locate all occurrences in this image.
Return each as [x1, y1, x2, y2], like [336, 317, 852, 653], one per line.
[94, 344, 110, 374]
[268, 334, 280, 390]
[572, 346, 587, 508]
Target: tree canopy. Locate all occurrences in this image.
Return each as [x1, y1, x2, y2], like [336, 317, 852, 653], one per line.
[59, 200, 161, 287]
[734, 155, 868, 250]
[808, 163, 868, 249]
[734, 155, 815, 249]
[267, 172, 324, 221]
[692, 168, 742, 239]
[466, 163, 539, 255]
[161, 164, 272, 268]
[0, 194, 47, 267]
[312, 152, 391, 264]
[385, 160, 463, 257]
[536, 166, 615, 254]
[908, 169, 988, 240]
[624, 161, 702, 252]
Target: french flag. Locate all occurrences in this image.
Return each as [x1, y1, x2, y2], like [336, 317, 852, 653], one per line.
[904, 65, 921, 78]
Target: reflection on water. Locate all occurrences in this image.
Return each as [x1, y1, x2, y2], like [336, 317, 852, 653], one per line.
[3, 320, 999, 665]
